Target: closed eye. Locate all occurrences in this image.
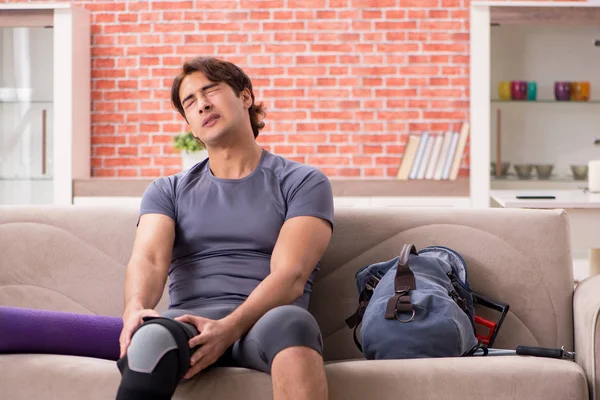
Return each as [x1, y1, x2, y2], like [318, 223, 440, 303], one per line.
[183, 98, 195, 109]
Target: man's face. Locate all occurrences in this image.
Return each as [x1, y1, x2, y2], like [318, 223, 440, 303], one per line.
[179, 71, 252, 145]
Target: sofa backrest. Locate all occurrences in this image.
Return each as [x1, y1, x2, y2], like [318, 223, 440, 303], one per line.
[0, 205, 574, 362]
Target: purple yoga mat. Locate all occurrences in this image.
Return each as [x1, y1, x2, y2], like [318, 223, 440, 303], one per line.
[0, 306, 123, 361]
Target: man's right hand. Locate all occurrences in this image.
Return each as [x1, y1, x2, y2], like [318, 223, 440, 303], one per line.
[119, 308, 160, 358]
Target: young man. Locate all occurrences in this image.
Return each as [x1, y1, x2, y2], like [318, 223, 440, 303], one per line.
[116, 56, 334, 400]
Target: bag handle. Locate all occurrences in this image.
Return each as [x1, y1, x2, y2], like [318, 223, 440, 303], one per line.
[384, 244, 417, 320]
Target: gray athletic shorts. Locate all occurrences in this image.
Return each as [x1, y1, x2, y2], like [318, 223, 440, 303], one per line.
[160, 303, 323, 374]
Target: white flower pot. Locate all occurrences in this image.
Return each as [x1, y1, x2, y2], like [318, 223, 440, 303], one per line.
[181, 150, 208, 170]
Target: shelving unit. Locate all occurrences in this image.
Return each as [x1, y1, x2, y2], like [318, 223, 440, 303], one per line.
[470, 1, 600, 208]
[0, 3, 90, 205]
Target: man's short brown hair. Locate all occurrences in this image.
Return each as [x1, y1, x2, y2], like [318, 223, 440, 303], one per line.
[171, 56, 266, 138]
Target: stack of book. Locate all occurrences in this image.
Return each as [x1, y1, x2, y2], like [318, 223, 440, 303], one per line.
[396, 122, 470, 180]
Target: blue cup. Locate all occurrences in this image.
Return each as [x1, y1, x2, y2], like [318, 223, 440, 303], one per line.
[527, 82, 537, 101]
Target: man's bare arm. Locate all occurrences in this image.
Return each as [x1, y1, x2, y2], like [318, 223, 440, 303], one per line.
[124, 213, 175, 311]
[223, 215, 332, 338]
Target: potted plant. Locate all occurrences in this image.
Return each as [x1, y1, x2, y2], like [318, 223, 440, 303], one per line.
[173, 131, 208, 170]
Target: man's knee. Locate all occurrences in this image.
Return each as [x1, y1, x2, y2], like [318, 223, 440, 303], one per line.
[116, 318, 196, 400]
[259, 305, 323, 359]
[125, 323, 179, 373]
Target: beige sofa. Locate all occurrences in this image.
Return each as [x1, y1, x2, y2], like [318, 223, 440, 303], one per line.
[0, 204, 599, 400]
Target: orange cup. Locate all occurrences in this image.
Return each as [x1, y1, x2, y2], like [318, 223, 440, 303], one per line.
[571, 81, 590, 101]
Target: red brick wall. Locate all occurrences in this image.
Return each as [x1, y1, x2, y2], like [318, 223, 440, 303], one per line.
[6, 0, 480, 178]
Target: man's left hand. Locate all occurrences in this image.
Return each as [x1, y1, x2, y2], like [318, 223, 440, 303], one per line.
[174, 315, 240, 379]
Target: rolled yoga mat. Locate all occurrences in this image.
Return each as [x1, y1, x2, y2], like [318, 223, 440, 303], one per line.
[0, 306, 123, 361]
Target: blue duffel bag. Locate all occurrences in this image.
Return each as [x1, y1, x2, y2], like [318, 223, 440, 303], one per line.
[345, 243, 479, 360]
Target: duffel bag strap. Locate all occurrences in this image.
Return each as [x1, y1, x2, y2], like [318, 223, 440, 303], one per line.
[385, 244, 418, 321]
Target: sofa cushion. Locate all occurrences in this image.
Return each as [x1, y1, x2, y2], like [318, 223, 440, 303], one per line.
[326, 356, 588, 400]
[2, 354, 273, 400]
[2, 354, 588, 400]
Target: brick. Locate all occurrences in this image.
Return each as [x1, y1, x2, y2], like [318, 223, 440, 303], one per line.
[399, 0, 438, 6]
[288, 134, 327, 143]
[378, 111, 420, 120]
[339, 168, 361, 177]
[289, 0, 326, 6]
[263, 22, 304, 31]
[317, 145, 337, 154]
[92, 124, 116, 135]
[353, 66, 396, 75]
[163, 10, 185, 20]
[95, 146, 117, 156]
[118, 146, 140, 156]
[95, 13, 115, 23]
[400, 66, 439, 75]
[296, 10, 315, 19]
[273, 11, 294, 19]
[104, 157, 152, 167]
[240, 0, 285, 8]
[265, 44, 307, 53]
[92, 47, 125, 57]
[92, 135, 127, 145]
[86, 2, 127, 12]
[195, 0, 238, 9]
[375, 21, 417, 30]
[127, 45, 174, 56]
[117, 168, 139, 177]
[375, 156, 401, 166]
[441, 0, 461, 6]
[429, 10, 449, 19]
[423, 43, 467, 52]
[197, 22, 242, 31]
[129, 135, 151, 145]
[364, 123, 384, 132]
[329, 0, 348, 6]
[141, 168, 162, 177]
[408, 10, 427, 19]
[352, 21, 371, 31]
[154, 23, 196, 32]
[386, 145, 405, 154]
[352, 0, 396, 6]
[364, 168, 384, 177]
[307, 156, 350, 166]
[151, 1, 193, 10]
[94, 169, 116, 177]
[363, 145, 383, 154]
[311, 111, 353, 120]
[385, 10, 405, 19]
[421, 21, 463, 31]
[118, 13, 139, 23]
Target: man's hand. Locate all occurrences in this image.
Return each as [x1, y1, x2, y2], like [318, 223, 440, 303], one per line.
[174, 315, 241, 379]
[119, 308, 160, 358]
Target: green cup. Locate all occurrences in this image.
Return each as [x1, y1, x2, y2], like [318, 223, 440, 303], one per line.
[527, 82, 537, 101]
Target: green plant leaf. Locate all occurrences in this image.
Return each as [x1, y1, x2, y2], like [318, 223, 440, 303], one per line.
[173, 131, 205, 152]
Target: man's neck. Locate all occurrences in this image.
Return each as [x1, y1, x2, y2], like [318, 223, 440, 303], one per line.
[207, 142, 264, 180]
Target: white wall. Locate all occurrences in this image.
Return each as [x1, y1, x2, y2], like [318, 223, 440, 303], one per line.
[490, 24, 600, 179]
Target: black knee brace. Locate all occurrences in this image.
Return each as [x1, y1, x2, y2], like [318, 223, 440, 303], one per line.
[116, 317, 197, 400]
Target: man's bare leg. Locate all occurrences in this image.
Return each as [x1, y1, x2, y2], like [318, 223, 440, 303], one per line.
[271, 346, 328, 400]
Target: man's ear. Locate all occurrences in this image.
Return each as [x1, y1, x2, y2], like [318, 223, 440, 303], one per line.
[241, 88, 253, 108]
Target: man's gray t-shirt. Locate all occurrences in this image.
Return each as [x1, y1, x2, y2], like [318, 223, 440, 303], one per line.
[139, 149, 334, 311]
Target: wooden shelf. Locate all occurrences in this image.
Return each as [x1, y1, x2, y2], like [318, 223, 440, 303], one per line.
[330, 178, 469, 197]
[73, 178, 470, 198]
[491, 5, 600, 25]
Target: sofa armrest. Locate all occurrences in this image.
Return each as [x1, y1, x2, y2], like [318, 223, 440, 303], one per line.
[574, 274, 600, 400]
